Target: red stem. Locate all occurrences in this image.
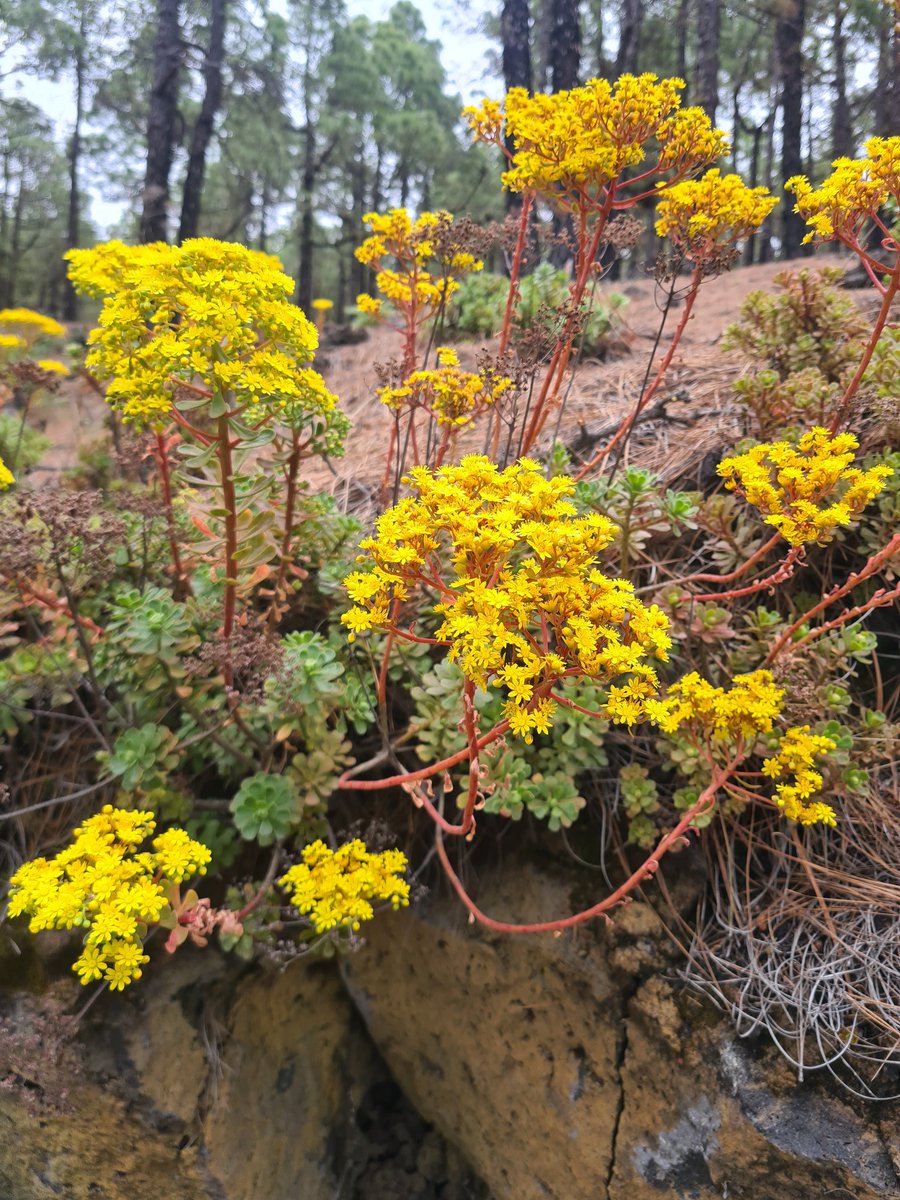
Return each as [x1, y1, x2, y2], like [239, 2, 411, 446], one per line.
[153, 429, 190, 599]
[216, 416, 239, 685]
[519, 191, 616, 456]
[788, 582, 900, 654]
[828, 262, 899, 433]
[266, 429, 303, 633]
[681, 533, 782, 586]
[765, 532, 900, 663]
[435, 757, 740, 934]
[338, 718, 511, 791]
[574, 265, 702, 480]
[498, 193, 533, 359]
[689, 548, 802, 602]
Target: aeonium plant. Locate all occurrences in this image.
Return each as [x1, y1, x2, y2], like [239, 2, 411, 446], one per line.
[336, 452, 877, 934]
[6, 805, 410, 994]
[65, 238, 347, 655]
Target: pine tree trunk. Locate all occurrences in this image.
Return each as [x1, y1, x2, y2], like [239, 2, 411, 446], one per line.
[676, 0, 689, 96]
[550, 0, 580, 91]
[744, 121, 764, 264]
[501, 0, 532, 211]
[140, 0, 182, 244]
[0, 151, 10, 308]
[535, 0, 552, 91]
[830, 1, 852, 159]
[258, 177, 270, 251]
[615, 0, 643, 75]
[8, 181, 23, 308]
[758, 95, 778, 263]
[295, 121, 315, 314]
[178, 0, 227, 242]
[63, 6, 87, 321]
[874, 1, 899, 137]
[502, 0, 532, 92]
[694, 0, 720, 124]
[775, 0, 806, 259]
[589, 0, 607, 77]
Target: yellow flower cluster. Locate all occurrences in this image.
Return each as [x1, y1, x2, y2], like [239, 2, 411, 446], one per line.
[646, 669, 784, 740]
[654, 169, 778, 259]
[342, 456, 671, 741]
[717, 428, 893, 546]
[355, 209, 481, 319]
[66, 238, 330, 426]
[277, 839, 409, 934]
[0, 454, 13, 490]
[464, 75, 728, 204]
[761, 726, 838, 826]
[786, 137, 900, 244]
[0, 307, 66, 341]
[7, 805, 212, 989]
[0, 333, 26, 351]
[647, 676, 837, 827]
[35, 358, 70, 376]
[377, 348, 512, 427]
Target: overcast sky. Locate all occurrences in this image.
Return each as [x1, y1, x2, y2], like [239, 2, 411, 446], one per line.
[3, 0, 500, 234]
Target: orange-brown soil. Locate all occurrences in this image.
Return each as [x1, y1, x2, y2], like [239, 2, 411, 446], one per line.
[22, 252, 852, 496]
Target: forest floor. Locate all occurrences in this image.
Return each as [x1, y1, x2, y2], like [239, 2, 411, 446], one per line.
[26, 251, 851, 496]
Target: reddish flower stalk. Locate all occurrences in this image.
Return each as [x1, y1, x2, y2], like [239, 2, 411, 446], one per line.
[574, 265, 702, 480]
[488, 194, 534, 458]
[680, 533, 783, 586]
[401, 684, 482, 838]
[338, 718, 511, 792]
[828, 265, 899, 433]
[216, 414, 239, 686]
[435, 756, 741, 934]
[788, 581, 900, 655]
[152, 428, 191, 599]
[266, 428, 304, 634]
[498, 194, 533, 359]
[688, 547, 803, 603]
[519, 195, 616, 456]
[765, 532, 900, 664]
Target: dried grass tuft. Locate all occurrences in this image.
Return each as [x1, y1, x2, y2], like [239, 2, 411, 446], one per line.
[681, 774, 900, 1098]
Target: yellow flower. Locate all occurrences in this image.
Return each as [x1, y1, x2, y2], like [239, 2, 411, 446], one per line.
[278, 839, 410, 934]
[786, 137, 900, 245]
[152, 827, 212, 882]
[355, 210, 481, 327]
[0, 455, 14, 490]
[36, 359, 70, 376]
[377, 352, 512, 428]
[647, 679, 837, 828]
[464, 74, 728, 207]
[104, 938, 151, 990]
[645, 669, 785, 741]
[761, 726, 837, 826]
[655, 170, 778, 260]
[6, 805, 212, 989]
[356, 293, 382, 315]
[342, 456, 671, 737]
[717, 428, 892, 546]
[66, 239, 329, 428]
[0, 333, 26, 350]
[0, 307, 66, 339]
[73, 945, 107, 984]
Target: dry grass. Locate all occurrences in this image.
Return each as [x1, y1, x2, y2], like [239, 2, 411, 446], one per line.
[678, 775, 900, 1098]
[309, 252, 851, 503]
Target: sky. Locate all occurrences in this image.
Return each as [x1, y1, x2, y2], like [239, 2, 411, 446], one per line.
[2, 0, 500, 235]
